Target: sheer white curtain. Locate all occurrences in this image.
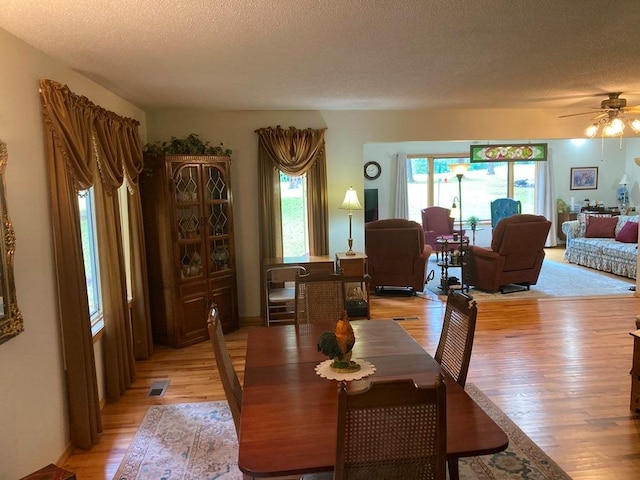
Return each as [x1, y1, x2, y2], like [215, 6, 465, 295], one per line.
[395, 152, 409, 218]
[535, 153, 557, 247]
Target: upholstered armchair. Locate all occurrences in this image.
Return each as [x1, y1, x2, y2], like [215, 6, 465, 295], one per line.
[466, 214, 551, 293]
[421, 206, 465, 257]
[490, 198, 522, 229]
[365, 218, 432, 293]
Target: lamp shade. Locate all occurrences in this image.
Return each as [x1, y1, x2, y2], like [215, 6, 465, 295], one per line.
[449, 163, 469, 176]
[340, 187, 363, 211]
[620, 174, 630, 185]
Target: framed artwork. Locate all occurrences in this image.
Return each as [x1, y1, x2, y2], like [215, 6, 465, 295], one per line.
[570, 167, 598, 190]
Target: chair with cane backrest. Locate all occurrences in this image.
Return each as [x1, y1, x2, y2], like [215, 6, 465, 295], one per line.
[435, 290, 478, 388]
[334, 376, 447, 480]
[206, 303, 242, 437]
[434, 290, 477, 480]
[295, 270, 346, 324]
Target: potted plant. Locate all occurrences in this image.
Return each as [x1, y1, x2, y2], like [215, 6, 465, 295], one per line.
[466, 215, 480, 231]
[143, 133, 232, 156]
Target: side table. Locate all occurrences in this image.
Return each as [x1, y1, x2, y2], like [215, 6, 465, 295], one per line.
[630, 330, 640, 412]
[436, 236, 469, 293]
[335, 252, 370, 319]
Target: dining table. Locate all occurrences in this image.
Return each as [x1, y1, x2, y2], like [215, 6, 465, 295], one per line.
[237, 319, 508, 478]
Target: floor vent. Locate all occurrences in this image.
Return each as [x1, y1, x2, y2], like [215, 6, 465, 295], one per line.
[148, 380, 170, 397]
[392, 316, 419, 321]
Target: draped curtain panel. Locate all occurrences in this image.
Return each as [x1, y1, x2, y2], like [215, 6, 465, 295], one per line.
[535, 155, 557, 247]
[39, 79, 151, 449]
[395, 152, 409, 218]
[255, 126, 329, 260]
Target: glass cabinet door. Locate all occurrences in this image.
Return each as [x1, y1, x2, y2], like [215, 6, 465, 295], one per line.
[174, 164, 204, 280]
[204, 165, 232, 274]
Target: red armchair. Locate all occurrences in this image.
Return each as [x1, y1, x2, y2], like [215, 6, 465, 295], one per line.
[365, 218, 432, 293]
[465, 214, 551, 293]
[421, 206, 465, 257]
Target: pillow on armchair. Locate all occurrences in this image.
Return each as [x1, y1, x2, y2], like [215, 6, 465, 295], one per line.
[585, 216, 618, 238]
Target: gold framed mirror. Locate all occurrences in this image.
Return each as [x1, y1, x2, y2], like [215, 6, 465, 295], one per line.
[0, 140, 23, 345]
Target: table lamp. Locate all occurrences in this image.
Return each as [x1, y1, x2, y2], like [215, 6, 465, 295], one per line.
[339, 186, 363, 256]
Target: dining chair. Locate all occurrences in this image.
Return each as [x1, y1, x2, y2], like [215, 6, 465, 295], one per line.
[435, 289, 478, 388]
[265, 265, 307, 326]
[294, 270, 346, 324]
[206, 303, 242, 437]
[304, 376, 447, 480]
[434, 290, 477, 480]
[335, 376, 447, 480]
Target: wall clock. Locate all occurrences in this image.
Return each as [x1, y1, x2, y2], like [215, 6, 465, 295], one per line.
[364, 161, 381, 180]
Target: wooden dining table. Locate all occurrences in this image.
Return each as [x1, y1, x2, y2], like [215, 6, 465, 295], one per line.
[238, 319, 508, 478]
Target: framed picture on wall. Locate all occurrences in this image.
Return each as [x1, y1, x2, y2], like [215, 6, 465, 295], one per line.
[570, 167, 598, 190]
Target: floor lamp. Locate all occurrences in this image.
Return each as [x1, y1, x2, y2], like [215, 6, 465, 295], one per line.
[340, 186, 363, 255]
[449, 163, 469, 291]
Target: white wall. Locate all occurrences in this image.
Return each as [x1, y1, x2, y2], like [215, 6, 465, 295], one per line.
[0, 28, 146, 479]
[363, 138, 636, 217]
[146, 109, 640, 319]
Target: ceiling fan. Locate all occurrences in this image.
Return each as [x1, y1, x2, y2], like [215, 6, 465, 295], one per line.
[559, 92, 640, 137]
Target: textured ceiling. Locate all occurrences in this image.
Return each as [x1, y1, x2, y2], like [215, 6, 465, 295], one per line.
[2, 0, 640, 111]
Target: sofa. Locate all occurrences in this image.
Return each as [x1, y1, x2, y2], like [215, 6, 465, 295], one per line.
[562, 214, 638, 279]
[365, 218, 432, 293]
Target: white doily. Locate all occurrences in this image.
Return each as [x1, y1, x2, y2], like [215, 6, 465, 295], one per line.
[315, 358, 376, 381]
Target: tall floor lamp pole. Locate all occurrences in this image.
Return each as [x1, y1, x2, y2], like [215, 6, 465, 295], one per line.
[450, 163, 469, 292]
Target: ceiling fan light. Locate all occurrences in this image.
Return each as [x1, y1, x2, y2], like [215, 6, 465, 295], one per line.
[604, 118, 625, 136]
[585, 124, 599, 138]
[630, 118, 640, 133]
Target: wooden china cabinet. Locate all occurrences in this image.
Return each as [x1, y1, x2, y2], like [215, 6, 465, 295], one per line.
[140, 154, 238, 348]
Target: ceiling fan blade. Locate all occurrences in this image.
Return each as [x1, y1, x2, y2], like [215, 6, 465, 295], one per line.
[558, 111, 602, 118]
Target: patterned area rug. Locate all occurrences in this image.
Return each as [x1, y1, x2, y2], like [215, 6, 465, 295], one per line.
[114, 386, 571, 480]
[425, 256, 635, 301]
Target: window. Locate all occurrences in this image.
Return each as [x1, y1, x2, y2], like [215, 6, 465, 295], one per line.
[280, 172, 309, 257]
[407, 155, 537, 225]
[78, 188, 103, 334]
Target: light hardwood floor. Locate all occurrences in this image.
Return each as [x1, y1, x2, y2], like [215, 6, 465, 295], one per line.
[62, 289, 640, 479]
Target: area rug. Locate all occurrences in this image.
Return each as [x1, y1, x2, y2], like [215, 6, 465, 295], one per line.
[114, 387, 571, 480]
[425, 256, 635, 301]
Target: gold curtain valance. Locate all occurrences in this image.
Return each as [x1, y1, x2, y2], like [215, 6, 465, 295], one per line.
[39, 79, 143, 192]
[254, 125, 326, 176]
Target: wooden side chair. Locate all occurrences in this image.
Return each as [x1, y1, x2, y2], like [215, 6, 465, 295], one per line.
[265, 265, 307, 326]
[434, 290, 477, 480]
[335, 376, 447, 480]
[435, 290, 478, 387]
[294, 270, 346, 324]
[206, 303, 242, 437]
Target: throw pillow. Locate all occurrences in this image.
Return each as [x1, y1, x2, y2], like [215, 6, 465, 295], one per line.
[584, 216, 618, 238]
[616, 221, 639, 243]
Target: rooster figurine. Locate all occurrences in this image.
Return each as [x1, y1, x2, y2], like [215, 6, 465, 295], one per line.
[317, 310, 360, 372]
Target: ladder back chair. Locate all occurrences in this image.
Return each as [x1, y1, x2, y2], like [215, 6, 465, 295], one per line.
[206, 303, 243, 437]
[265, 265, 307, 326]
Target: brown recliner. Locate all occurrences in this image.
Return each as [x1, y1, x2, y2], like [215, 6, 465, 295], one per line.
[365, 218, 432, 293]
[465, 214, 551, 293]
